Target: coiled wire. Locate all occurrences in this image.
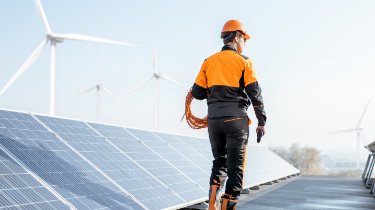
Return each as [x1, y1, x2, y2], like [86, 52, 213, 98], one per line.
[181, 88, 208, 129]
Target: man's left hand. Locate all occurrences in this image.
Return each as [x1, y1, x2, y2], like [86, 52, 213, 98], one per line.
[256, 126, 266, 135]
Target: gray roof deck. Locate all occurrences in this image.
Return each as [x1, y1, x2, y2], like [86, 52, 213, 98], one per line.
[237, 176, 375, 210]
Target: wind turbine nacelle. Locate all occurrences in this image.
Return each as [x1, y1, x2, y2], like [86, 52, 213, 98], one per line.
[154, 73, 161, 78]
[55, 38, 64, 43]
[46, 34, 64, 43]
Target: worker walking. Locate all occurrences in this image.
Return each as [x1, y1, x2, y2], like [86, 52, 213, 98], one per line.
[191, 20, 267, 209]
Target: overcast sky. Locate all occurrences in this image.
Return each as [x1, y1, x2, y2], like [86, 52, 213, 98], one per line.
[1, 0, 375, 162]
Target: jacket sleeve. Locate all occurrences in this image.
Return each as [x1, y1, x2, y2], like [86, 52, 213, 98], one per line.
[244, 58, 267, 126]
[192, 61, 208, 100]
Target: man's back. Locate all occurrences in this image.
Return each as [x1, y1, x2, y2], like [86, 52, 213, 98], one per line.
[193, 45, 263, 120]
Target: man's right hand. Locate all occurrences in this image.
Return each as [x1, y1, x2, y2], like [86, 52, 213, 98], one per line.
[256, 126, 266, 135]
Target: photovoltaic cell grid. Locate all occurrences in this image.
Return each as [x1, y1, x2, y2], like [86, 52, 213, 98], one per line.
[190, 137, 212, 152]
[0, 109, 136, 210]
[175, 135, 213, 163]
[0, 147, 69, 210]
[36, 115, 174, 210]
[0, 110, 72, 210]
[86, 122, 185, 210]
[152, 132, 211, 189]
[124, 128, 207, 203]
[243, 146, 300, 188]
[22, 113, 143, 210]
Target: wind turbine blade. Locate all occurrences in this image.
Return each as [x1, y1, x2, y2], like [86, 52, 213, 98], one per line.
[159, 75, 189, 89]
[357, 99, 371, 129]
[153, 36, 157, 73]
[53, 34, 138, 46]
[328, 129, 357, 134]
[0, 38, 48, 97]
[98, 50, 104, 84]
[100, 86, 126, 106]
[120, 76, 154, 98]
[34, 0, 52, 33]
[60, 86, 97, 101]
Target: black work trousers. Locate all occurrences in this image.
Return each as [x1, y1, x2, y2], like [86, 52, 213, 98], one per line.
[208, 116, 249, 200]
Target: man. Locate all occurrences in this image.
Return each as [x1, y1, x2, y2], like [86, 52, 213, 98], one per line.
[191, 20, 267, 209]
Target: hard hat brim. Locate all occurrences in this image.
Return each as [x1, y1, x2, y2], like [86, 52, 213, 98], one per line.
[244, 33, 250, 40]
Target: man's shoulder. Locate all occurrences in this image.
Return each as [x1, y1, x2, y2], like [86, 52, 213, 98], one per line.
[205, 51, 223, 61]
[237, 53, 249, 60]
[204, 50, 251, 63]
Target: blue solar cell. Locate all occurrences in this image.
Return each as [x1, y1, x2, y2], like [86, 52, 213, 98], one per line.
[191, 136, 212, 151]
[0, 110, 144, 210]
[123, 127, 207, 203]
[176, 135, 214, 162]
[39, 118, 184, 210]
[0, 148, 69, 209]
[88, 123, 207, 208]
[152, 132, 211, 189]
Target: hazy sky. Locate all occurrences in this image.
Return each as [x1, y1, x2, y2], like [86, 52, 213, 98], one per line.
[1, 0, 375, 162]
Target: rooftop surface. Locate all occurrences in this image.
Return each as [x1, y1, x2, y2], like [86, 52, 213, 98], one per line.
[237, 176, 375, 210]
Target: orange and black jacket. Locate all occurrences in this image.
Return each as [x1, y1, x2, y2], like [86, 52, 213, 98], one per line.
[192, 45, 266, 126]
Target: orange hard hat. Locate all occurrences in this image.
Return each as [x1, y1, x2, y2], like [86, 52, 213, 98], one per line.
[221, 20, 250, 40]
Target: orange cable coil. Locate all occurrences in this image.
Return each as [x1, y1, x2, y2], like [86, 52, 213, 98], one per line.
[181, 88, 208, 129]
[182, 88, 251, 129]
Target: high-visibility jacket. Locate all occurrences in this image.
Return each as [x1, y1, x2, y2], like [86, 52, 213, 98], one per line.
[192, 45, 266, 126]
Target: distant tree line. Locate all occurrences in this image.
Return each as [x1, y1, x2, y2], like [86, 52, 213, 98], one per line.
[270, 143, 321, 175]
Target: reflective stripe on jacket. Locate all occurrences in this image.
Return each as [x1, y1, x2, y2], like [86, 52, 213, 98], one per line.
[191, 45, 266, 126]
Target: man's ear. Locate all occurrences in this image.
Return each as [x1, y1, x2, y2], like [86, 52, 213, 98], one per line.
[234, 36, 239, 43]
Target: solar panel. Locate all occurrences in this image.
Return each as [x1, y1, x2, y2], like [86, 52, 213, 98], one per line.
[243, 146, 299, 188]
[84, 122, 188, 209]
[152, 132, 211, 189]
[123, 128, 208, 204]
[0, 110, 145, 210]
[36, 116, 184, 210]
[0, 146, 71, 210]
[0, 108, 300, 209]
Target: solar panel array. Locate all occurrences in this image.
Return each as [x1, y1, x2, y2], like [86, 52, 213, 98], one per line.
[0, 108, 299, 209]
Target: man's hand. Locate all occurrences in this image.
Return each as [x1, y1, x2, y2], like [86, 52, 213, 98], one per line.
[256, 126, 266, 135]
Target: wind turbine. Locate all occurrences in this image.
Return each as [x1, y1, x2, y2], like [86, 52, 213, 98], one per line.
[120, 38, 189, 131]
[330, 100, 371, 168]
[61, 52, 125, 122]
[0, 0, 137, 116]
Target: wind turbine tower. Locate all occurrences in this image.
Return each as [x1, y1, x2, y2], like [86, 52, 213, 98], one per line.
[330, 100, 370, 168]
[61, 52, 126, 122]
[0, 0, 137, 116]
[121, 38, 189, 130]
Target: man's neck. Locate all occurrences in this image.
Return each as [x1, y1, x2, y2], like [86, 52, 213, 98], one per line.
[226, 42, 237, 51]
